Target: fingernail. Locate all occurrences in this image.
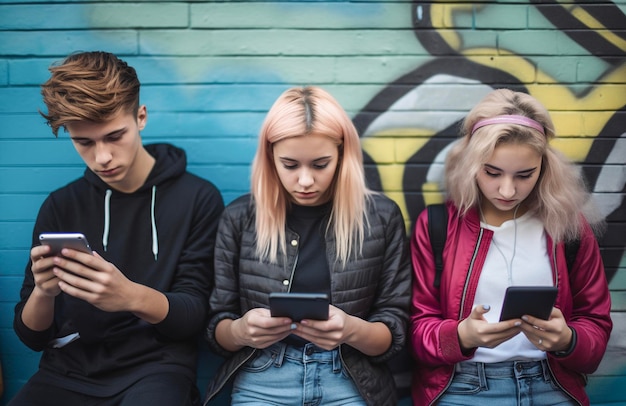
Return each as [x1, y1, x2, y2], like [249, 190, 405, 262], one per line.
[514, 321, 521, 326]
[483, 304, 490, 311]
[290, 323, 297, 330]
[522, 316, 529, 321]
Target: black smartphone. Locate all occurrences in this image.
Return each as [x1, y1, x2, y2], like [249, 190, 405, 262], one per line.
[499, 286, 557, 321]
[269, 292, 329, 321]
[39, 233, 93, 256]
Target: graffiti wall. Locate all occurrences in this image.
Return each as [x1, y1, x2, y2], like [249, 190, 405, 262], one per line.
[0, 1, 624, 404]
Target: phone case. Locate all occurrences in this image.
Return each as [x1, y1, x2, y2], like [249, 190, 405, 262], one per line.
[39, 233, 93, 256]
[499, 286, 557, 321]
[269, 292, 329, 321]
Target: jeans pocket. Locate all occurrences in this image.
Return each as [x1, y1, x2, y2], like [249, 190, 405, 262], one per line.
[240, 349, 276, 373]
[446, 371, 482, 395]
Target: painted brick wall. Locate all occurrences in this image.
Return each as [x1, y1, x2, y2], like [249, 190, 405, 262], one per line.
[0, 1, 624, 405]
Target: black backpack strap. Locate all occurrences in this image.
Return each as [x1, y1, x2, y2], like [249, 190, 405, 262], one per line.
[427, 204, 448, 288]
[565, 238, 581, 271]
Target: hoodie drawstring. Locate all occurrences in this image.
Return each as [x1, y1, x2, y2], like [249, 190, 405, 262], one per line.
[101, 187, 158, 261]
[151, 186, 158, 260]
[103, 189, 112, 252]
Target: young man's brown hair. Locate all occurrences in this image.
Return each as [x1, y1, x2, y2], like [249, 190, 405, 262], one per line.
[40, 51, 140, 136]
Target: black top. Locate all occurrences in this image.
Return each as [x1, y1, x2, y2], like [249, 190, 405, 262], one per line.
[287, 202, 332, 297]
[284, 202, 331, 347]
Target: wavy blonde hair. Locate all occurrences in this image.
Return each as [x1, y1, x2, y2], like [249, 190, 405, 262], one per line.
[251, 86, 372, 266]
[40, 51, 140, 136]
[445, 88, 603, 242]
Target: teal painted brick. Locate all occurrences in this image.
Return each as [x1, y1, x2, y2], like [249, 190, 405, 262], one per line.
[144, 112, 266, 138]
[189, 165, 251, 193]
[0, 304, 17, 329]
[0, 251, 29, 276]
[438, 29, 499, 55]
[176, 138, 257, 165]
[0, 59, 7, 85]
[0, 277, 22, 304]
[534, 56, 585, 84]
[577, 57, 624, 83]
[0, 140, 82, 166]
[0, 167, 84, 193]
[0, 4, 187, 29]
[474, 5, 529, 29]
[334, 56, 431, 83]
[0, 88, 42, 114]
[0, 281, 21, 307]
[0, 31, 137, 57]
[87, 3, 188, 29]
[8, 59, 58, 86]
[143, 84, 392, 114]
[131, 56, 335, 84]
[0, 195, 46, 221]
[139, 29, 423, 57]
[0, 114, 50, 139]
[0, 223, 33, 250]
[141, 84, 291, 112]
[499, 30, 590, 56]
[191, 2, 411, 29]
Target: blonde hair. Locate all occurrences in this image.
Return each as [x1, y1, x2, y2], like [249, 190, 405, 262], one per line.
[445, 88, 603, 242]
[40, 51, 140, 136]
[251, 86, 372, 266]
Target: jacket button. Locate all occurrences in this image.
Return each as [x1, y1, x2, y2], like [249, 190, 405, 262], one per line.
[291, 239, 298, 246]
[282, 280, 289, 286]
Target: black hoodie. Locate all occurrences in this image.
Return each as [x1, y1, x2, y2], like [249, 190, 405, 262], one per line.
[14, 143, 224, 396]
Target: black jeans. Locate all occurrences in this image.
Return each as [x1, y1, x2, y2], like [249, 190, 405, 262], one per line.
[7, 371, 200, 406]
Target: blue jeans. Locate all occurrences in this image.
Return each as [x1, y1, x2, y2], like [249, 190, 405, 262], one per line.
[231, 342, 366, 405]
[437, 360, 577, 406]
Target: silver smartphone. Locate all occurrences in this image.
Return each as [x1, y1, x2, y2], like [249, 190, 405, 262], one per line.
[39, 233, 93, 256]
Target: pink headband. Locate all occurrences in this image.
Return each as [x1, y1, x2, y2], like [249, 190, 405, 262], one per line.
[471, 114, 545, 137]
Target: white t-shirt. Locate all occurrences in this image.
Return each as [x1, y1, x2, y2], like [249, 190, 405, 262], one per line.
[469, 211, 553, 363]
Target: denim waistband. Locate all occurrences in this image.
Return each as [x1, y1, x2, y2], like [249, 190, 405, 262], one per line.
[456, 359, 551, 380]
[265, 342, 341, 372]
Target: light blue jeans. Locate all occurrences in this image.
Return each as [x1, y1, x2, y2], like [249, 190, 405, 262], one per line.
[437, 360, 577, 406]
[231, 342, 366, 405]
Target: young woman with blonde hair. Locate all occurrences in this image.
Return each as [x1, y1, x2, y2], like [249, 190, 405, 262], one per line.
[204, 86, 411, 406]
[410, 88, 612, 406]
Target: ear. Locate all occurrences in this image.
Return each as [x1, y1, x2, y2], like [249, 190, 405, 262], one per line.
[137, 105, 148, 130]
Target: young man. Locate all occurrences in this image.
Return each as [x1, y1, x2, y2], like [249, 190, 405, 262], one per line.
[10, 51, 224, 405]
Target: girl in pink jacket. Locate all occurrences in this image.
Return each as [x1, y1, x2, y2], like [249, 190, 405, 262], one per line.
[410, 89, 612, 406]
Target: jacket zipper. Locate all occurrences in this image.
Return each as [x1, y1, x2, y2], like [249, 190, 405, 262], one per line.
[287, 252, 298, 292]
[206, 238, 300, 404]
[429, 228, 484, 405]
[544, 359, 583, 406]
[458, 228, 484, 320]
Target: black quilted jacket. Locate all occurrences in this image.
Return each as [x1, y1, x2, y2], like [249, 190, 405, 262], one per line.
[203, 193, 411, 406]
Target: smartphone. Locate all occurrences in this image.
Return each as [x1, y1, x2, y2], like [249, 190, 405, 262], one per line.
[499, 286, 557, 321]
[39, 233, 93, 256]
[269, 292, 329, 321]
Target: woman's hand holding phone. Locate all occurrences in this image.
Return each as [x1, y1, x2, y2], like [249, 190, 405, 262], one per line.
[518, 307, 573, 352]
[457, 304, 522, 352]
[219, 308, 294, 351]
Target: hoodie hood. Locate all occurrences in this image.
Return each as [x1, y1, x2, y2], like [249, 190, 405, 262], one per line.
[83, 143, 187, 260]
